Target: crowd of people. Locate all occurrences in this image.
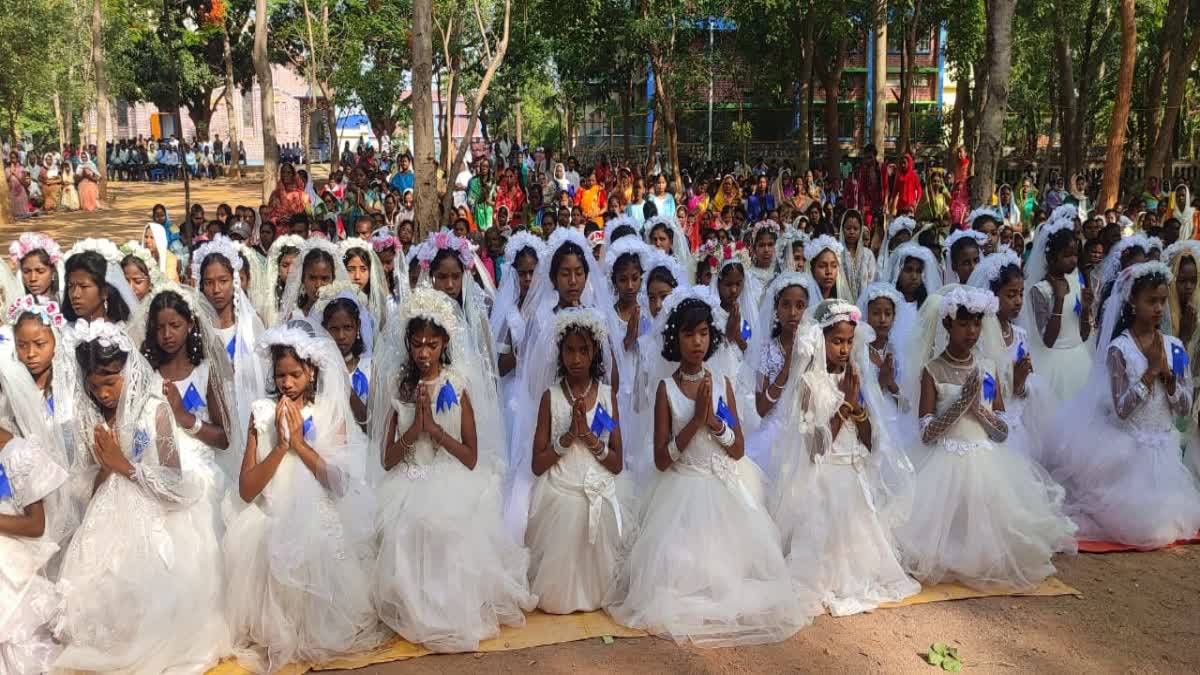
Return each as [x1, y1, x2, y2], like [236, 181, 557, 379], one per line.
[2, 142, 1200, 674]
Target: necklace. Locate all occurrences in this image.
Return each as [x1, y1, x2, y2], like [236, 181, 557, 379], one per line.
[564, 378, 595, 405]
[1000, 322, 1013, 346]
[869, 343, 889, 361]
[943, 349, 974, 366]
[678, 367, 707, 382]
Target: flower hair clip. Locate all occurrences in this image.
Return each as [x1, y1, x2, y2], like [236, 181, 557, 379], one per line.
[6, 295, 65, 329]
[937, 287, 999, 319]
[816, 300, 861, 328]
[70, 318, 134, 353]
[191, 235, 245, 283]
[9, 232, 62, 266]
[416, 231, 475, 271]
[370, 232, 400, 254]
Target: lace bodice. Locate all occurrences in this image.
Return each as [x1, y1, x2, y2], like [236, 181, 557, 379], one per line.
[388, 369, 467, 475]
[0, 437, 67, 515]
[548, 381, 615, 478]
[758, 338, 786, 384]
[1107, 332, 1191, 435]
[1031, 274, 1085, 349]
[924, 355, 1003, 453]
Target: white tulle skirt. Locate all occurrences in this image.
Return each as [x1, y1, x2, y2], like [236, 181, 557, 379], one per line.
[1037, 343, 1092, 404]
[54, 477, 228, 674]
[223, 500, 381, 672]
[373, 459, 535, 653]
[605, 459, 814, 647]
[1003, 376, 1054, 467]
[1054, 426, 1200, 547]
[0, 533, 60, 673]
[894, 441, 1077, 591]
[776, 462, 920, 616]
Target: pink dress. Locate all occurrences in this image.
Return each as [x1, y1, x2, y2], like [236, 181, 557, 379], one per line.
[7, 166, 32, 217]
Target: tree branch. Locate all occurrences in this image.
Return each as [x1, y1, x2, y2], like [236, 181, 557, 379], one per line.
[472, 0, 494, 63]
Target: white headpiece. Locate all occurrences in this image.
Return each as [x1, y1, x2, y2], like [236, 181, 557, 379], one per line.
[967, 248, 1023, 290]
[191, 234, 244, 283]
[603, 235, 652, 275]
[966, 207, 1002, 227]
[69, 318, 133, 353]
[857, 281, 904, 312]
[804, 234, 844, 262]
[553, 306, 609, 344]
[937, 286, 1000, 319]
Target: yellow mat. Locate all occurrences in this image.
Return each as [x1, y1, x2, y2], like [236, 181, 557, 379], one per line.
[207, 577, 1080, 674]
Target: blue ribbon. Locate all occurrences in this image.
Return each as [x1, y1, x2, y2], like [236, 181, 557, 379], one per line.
[302, 416, 314, 442]
[436, 380, 458, 413]
[46, 395, 54, 415]
[1016, 341, 1026, 362]
[590, 403, 618, 436]
[1078, 268, 1087, 288]
[0, 463, 11, 500]
[715, 396, 738, 429]
[1171, 342, 1189, 378]
[1073, 296, 1082, 315]
[982, 372, 996, 402]
[740, 319, 752, 341]
[226, 335, 237, 359]
[351, 369, 369, 399]
[132, 429, 150, 461]
[181, 383, 206, 413]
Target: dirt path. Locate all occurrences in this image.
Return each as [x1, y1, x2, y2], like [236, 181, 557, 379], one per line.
[330, 547, 1199, 674]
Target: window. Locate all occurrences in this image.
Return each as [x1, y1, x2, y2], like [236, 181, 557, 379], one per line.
[242, 90, 254, 130]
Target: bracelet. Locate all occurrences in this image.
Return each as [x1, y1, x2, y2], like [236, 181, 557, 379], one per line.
[764, 386, 780, 404]
[853, 406, 869, 423]
[667, 438, 681, 461]
[713, 423, 735, 448]
[592, 443, 610, 462]
[185, 414, 204, 436]
[553, 434, 571, 456]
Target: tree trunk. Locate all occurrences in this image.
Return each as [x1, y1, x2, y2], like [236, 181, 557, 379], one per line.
[870, 1, 887, 151]
[321, 88, 338, 171]
[960, 69, 976, 162]
[1099, 0, 1136, 210]
[1144, 0, 1182, 155]
[971, 0, 1016, 208]
[621, 78, 632, 165]
[52, 92, 65, 157]
[945, 79, 962, 172]
[0, 156, 10, 225]
[515, 98, 523, 147]
[1052, 0, 1078, 177]
[64, 65, 75, 148]
[412, 0, 438, 235]
[796, 6, 814, 168]
[253, 0, 279, 202]
[222, 21, 242, 180]
[898, 0, 922, 156]
[90, 0, 109, 202]
[653, 62, 682, 190]
[1146, 20, 1200, 179]
[822, 56, 845, 178]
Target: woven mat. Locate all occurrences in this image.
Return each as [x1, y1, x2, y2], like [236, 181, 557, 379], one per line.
[207, 576, 1079, 674]
[1077, 531, 1200, 553]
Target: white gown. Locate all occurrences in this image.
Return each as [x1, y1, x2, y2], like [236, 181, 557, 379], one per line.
[894, 358, 1077, 590]
[373, 369, 536, 652]
[605, 374, 812, 647]
[224, 399, 380, 672]
[526, 382, 630, 614]
[0, 439, 67, 673]
[1029, 275, 1093, 403]
[54, 400, 228, 674]
[170, 361, 232, 536]
[1052, 333, 1200, 546]
[779, 370, 920, 617]
[1000, 324, 1054, 466]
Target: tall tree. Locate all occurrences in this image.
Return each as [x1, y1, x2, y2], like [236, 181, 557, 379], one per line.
[90, 0, 109, 202]
[971, 0, 1017, 208]
[253, 0, 279, 201]
[869, 0, 887, 151]
[219, 10, 244, 179]
[1145, 0, 1200, 179]
[412, 0, 439, 234]
[896, 0, 925, 157]
[1099, 0, 1135, 209]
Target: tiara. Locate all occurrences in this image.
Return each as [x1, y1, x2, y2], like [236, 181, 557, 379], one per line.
[815, 300, 861, 328]
[553, 307, 609, 344]
[9, 232, 62, 266]
[416, 231, 475, 271]
[938, 286, 999, 319]
[71, 318, 133, 353]
[6, 295, 65, 329]
[191, 235, 245, 282]
[804, 234, 844, 261]
[310, 280, 368, 318]
[603, 235, 650, 272]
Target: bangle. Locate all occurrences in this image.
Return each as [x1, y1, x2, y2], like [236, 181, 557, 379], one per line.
[592, 443, 610, 462]
[853, 406, 869, 422]
[553, 434, 571, 456]
[713, 424, 735, 448]
[185, 414, 204, 436]
[667, 438, 681, 461]
[764, 386, 779, 403]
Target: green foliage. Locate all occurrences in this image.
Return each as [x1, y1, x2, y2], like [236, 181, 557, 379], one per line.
[925, 643, 963, 672]
[0, 0, 72, 140]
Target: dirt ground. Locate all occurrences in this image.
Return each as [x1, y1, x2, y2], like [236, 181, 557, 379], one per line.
[328, 547, 1198, 674]
[14, 179, 1200, 674]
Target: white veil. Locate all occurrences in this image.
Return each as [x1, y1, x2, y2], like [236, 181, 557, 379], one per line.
[63, 238, 140, 315]
[643, 215, 691, 268]
[804, 234, 853, 302]
[877, 215, 916, 282]
[278, 238, 349, 324]
[942, 229, 990, 283]
[264, 234, 305, 326]
[489, 231, 546, 349]
[8, 232, 66, 303]
[339, 238, 391, 330]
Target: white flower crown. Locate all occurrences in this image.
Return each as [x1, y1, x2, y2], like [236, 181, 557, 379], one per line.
[938, 286, 999, 319]
[398, 287, 461, 338]
[603, 235, 650, 272]
[119, 241, 158, 272]
[860, 281, 904, 309]
[1039, 217, 1076, 239]
[966, 207, 1002, 226]
[310, 280, 368, 318]
[1117, 261, 1173, 301]
[6, 295, 65, 329]
[804, 234, 844, 262]
[643, 215, 680, 238]
[943, 228, 989, 251]
[256, 321, 337, 370]
[1049, 203, 1079, 224]
[269, 235, 306, 262]
[504, 231, 546, 267]
[604, 215, 641, 238]
[767, 271, 815, 304]
[815, 300, 861, 328]
[71, 318, 134, 353]
[888, 216, 917, 238]
[1165, 240, 1200, 265]
[65, 238, 123, 266]
[339, 237, 374, 257]
[191, 235, 245, 283]
[644, 248, 685, 287]
[416, 231, 475, 271]
[547, 226, 591, 261]
[972, 249, 1023, 285]
[553, 307, 609, 345]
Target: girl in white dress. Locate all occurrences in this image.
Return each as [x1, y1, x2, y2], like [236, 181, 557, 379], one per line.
[775, 299, 919, 616]
[1049, 262, 1200, 546]
[313, 282, 376, 427]
[277, 239, 350, 324]
[885, 242, 942, 363]
[875, 215, 916, 282]
[604, 237, 653, 470]
[606, 286, 812, 647]
[225, 319, 381, 672]
[10, 232, 64, 303]
[415, 232, 500, 377]
[339, 238, 390, 330]
[857, 282, 909, 446]
[372, 288, 535, 652]
[193, 235, 267, 438]
[55, 319, 228, 673]
[527, 308, 630, 614]
[839, 210, 876, 300]
[643, 215, 691, 270]
[895, 286, 1076, 590]
[5, 296, 79, 473]
[806, 235, 853, 303]
[131, 283, 241, 536]
[1020, 213, 1095, 404]
[942, 229, 987, 285]
[747, 221, 781, 295]
[710, 244, 759, 365]
[264, 235, 304, 326]
[61, 239, 139, 324]
[775, 228, 809, 274]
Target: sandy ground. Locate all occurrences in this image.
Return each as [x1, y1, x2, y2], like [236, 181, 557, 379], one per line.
[328, 547, 1199, 674]
[14, 179, 1200, 674]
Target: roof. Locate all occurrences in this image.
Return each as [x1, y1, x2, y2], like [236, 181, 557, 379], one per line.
[337, 114, 370, 130]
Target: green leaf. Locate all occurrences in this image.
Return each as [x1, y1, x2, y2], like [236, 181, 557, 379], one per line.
[943, 658, 963, 672]
[931, 643, 949, 656]
[926, 651, 944, 667]
[945, 646, 959, 660]
[601, 635, 614, 645]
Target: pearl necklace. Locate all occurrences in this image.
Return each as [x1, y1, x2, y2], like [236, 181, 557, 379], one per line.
[943, 349, 974, 367]
[564, 378, 595, 405]
[678, 367, 707, 382]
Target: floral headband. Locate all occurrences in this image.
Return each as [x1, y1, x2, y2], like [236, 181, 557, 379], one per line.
[65, 237, 123, 266]
[553, 307, 609, 344]
[943, 228, 989, 252]
[6, 295, 65, 329]
[9, 232, 62, 266]
[1049, 203, 1079, 224]
[804, 234, 844, 262]
[370, 232, 400, 254]
[71, 318, 133, 353]
[971, 249, 1022, 285]
[603, 235, 650, 272]
[269, 234, 306, 261]
[659, 284, 726, 335]
[400, 287, 461, 337]
[860, 282, 903, 309]
[937, 286, 999, 319]
[767, 271, 815, 304]
[417, 231, 475, 271]
[310, 280, 368, 318]
[888, 216, 917, 239]
[1118, 261, 1173, 301]
[644, 249, 685, 287]
[751, 220, 782, 240]
[966, 207, 1002, 227]
[504, 231, 546, 267]
[706, 241, 751, 273]
[815, 300, 861, 328]
[191, 235, 244, 283]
